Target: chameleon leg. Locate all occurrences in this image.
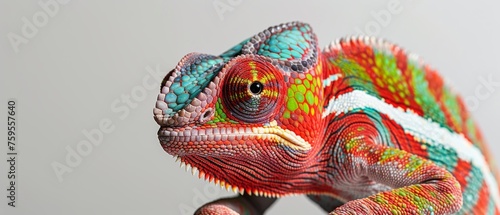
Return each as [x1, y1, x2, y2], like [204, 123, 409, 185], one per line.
[329, 142, 463, 214]
[195, 194, 277, 215]
[306, 194, 345, 212]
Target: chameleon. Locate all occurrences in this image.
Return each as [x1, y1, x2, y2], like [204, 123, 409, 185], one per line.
[153, 21, 500, 214]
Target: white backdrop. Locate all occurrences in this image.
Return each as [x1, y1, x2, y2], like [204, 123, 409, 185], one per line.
[1, 1, 499, 214]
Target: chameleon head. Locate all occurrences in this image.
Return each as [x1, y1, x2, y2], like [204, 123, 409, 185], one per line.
[154, 22, 325, 197]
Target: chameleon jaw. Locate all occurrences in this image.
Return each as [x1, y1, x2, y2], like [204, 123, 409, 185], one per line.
[159, 125, 313, 199]
[174, 156, 285, 198]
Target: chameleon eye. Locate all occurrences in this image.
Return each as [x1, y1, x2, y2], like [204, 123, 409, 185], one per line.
[222, 57, 284, 123]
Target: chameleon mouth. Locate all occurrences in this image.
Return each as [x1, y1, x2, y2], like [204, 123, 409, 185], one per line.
[157, 124, 311, 156]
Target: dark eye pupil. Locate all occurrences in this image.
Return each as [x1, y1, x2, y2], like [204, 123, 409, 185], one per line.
[249, 81, 263, 95]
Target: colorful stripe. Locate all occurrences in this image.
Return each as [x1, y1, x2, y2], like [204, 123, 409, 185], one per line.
[323, 89, 500, 207]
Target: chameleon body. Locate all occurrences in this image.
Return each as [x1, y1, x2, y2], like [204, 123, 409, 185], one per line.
[154, 22, 500, 214]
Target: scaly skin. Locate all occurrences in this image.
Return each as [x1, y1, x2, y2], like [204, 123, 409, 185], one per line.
[154, 22, 500, 214]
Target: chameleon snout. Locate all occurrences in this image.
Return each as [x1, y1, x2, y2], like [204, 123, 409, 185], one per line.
[153, 53, 225, 127]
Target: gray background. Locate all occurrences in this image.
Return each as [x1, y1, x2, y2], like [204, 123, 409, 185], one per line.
[1, 1, 499, 214]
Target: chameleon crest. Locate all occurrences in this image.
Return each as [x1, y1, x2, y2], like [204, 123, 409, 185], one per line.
[154, 22, 500, 214]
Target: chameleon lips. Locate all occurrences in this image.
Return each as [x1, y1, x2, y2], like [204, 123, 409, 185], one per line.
[157, 124, 311, 156]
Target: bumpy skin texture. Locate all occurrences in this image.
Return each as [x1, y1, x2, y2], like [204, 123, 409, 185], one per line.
[154, 22, 500, 214]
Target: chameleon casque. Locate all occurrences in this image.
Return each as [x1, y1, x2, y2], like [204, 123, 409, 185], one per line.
[154, 22, 500, 214]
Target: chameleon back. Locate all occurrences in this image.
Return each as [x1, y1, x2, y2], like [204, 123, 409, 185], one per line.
[322, 37, 500, 213]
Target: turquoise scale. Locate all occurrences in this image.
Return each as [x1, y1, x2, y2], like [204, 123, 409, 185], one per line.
[220, 38, 250, 61]
[487, 197, 496, 214]
[460, 166, 484, 214]
[257, 26, 313, 61]
[425, 143, 459, 173]
[163, 54, 224, 116]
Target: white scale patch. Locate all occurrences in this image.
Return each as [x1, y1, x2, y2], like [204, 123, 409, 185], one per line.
[323, 74, 341, 87]
[323, 90, 500, 207]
